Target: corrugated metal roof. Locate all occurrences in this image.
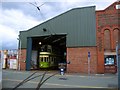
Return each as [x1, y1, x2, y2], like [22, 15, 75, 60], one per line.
[20, 6, 96, 48]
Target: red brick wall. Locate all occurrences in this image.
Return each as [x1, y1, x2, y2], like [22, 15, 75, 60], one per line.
[96, 1, 120, 73]
[67, 47, 97, 74]
[18, 49, 26, 70]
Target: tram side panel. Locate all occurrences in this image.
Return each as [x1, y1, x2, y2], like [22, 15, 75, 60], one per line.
[39, 45, 62, 69]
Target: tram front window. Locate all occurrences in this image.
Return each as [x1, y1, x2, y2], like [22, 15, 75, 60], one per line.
[40, 57, 43, 62]
[47, 57, 49, 62]
[41, 45, 47, 52]
[41, 45, 52, 52]
[44, 57, 46, 62]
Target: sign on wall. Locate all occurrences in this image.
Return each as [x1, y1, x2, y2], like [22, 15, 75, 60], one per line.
[88, 52, 91, 58]
[9, 59, 17, 69]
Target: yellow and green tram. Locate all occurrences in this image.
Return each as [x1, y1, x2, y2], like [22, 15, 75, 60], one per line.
[39, 52, 60, 69]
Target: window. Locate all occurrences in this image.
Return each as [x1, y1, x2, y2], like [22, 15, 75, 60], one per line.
[104, 30, 111, 50]
[104, 56, 115, 65]
[47, 45, 52, 52]
[44, 57, 46, 62]
[41, 57, 43, 62]
[113, 29, 119, 49]
[116, 5, 120, 9]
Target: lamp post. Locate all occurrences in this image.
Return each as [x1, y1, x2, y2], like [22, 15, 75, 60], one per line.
[118, 42, 120, 89]
[0, 41, 2, 90]
[88, 51, 90, 75]
[116, 41, 118, 74]
[17, 38, 21, 71]
[0, 52, 1, 69]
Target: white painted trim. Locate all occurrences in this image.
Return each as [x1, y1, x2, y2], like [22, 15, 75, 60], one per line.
[104, 52, 116, 55]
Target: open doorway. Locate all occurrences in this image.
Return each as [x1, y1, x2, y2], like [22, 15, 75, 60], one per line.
[31, 34, 66, 71]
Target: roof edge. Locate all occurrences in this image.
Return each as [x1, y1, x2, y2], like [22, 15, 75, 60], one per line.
[20, 6, 95, 33]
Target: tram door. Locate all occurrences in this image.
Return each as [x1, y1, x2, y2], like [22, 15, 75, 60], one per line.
[104, 55, 117, 73]
[50, 57, 54, 67]
[49, 56, 57, 69]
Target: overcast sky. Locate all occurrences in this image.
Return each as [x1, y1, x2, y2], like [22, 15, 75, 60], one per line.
[0, 0, 116, 50]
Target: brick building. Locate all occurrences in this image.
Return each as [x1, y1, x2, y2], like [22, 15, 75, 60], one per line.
[18, 1, 120, 74]
[96, 1, 120, 73]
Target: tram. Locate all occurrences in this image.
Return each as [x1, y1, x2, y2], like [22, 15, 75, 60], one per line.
[39, 45, 60, 69]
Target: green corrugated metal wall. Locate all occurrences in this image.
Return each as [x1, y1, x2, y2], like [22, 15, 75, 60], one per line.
[19, 6, 96, 48]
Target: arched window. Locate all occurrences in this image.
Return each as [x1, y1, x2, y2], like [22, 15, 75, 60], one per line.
[113, 29, 119, 49]
[104, 29, 111, 51]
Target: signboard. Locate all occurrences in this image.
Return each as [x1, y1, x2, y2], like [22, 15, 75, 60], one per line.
[88, 52, 90, 58]
[88, 52, 90, 75]
[10, 59, 17, 69]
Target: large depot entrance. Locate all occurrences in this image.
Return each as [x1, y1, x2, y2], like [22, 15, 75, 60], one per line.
[26, 34, 67, 71]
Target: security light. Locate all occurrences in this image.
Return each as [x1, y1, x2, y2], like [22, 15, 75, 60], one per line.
[39, 42, 42, 45]
[43, 28, 47, 32]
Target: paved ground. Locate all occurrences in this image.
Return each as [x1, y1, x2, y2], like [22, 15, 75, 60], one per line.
[2, 69, 118, 89]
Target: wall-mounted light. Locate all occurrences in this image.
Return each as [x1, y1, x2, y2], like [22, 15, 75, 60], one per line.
[43, 28, 47, 32]
[39, 42, 42, 45]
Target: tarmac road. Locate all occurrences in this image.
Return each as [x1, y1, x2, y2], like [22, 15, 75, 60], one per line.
[2, 69, 118, 89]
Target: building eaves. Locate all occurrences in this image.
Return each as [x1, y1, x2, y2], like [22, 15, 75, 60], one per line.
[22, 6, 95, 32]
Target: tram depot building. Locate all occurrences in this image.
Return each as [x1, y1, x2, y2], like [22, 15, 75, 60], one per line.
[19, 1, 120, 74]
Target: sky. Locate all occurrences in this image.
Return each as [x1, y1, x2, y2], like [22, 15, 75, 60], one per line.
[0, 0, 117, 50]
